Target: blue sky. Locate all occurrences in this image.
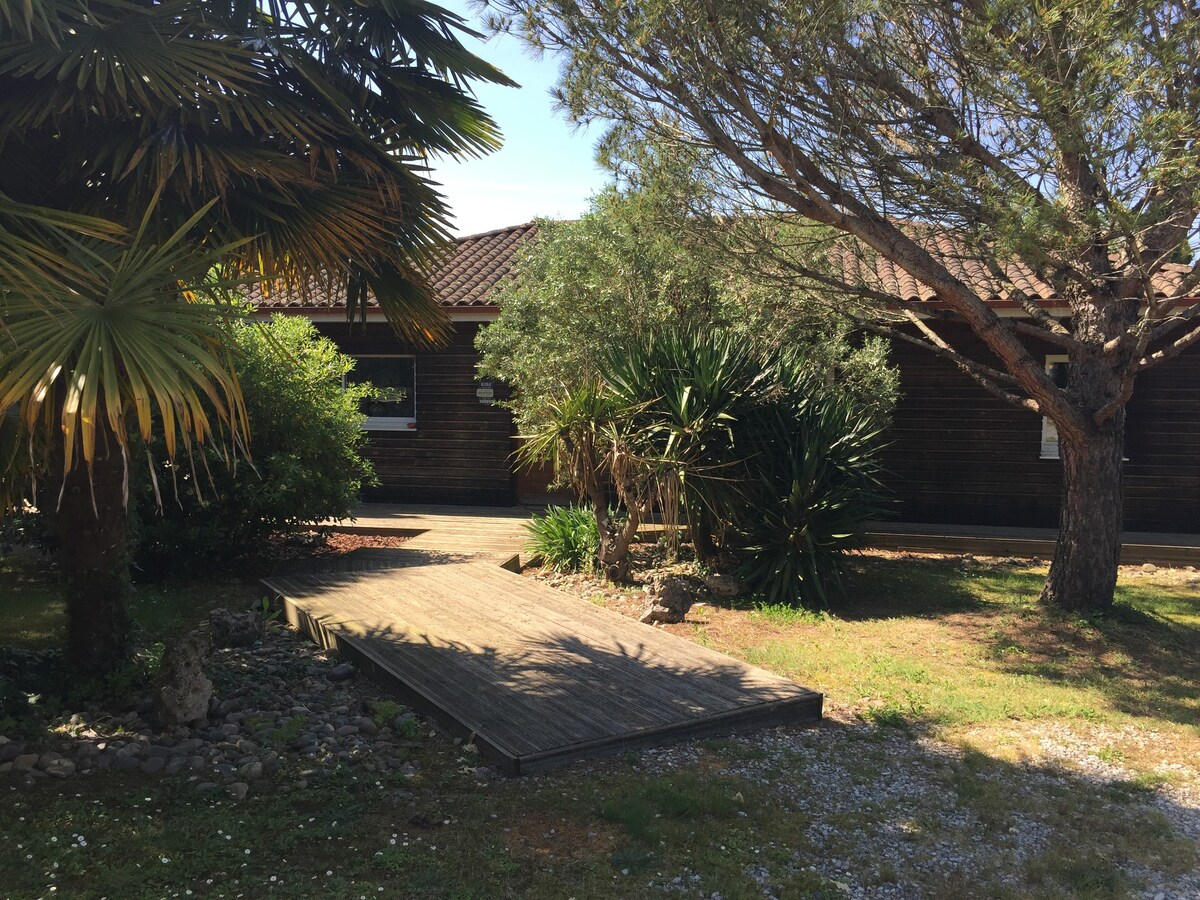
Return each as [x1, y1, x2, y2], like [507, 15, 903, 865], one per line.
[429, 1, 609, 236]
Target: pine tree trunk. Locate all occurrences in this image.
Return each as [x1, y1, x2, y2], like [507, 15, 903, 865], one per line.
[47, 428, 132, 676]
[1039, 416, 1125, 614]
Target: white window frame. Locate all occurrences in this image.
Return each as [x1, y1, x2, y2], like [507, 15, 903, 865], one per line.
[345, 354, 417, 432]
[1040, 354, 1068, 459]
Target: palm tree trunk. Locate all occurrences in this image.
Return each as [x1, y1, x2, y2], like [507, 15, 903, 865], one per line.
[47, 423, 132, 675]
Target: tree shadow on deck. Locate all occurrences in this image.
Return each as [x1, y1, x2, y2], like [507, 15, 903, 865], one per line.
[281, 567, 819, 773]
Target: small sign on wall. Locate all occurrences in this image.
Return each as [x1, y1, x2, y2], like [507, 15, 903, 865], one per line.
[476, 378, 496, 406]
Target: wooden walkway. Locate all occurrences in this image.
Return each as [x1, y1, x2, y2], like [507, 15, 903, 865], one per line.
[268, 506, 822, 775]
[866, 521, 1200, 565]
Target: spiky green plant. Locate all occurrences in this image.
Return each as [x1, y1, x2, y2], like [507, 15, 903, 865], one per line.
[524, 505, 600, 573]
[731, 383, 890, 607]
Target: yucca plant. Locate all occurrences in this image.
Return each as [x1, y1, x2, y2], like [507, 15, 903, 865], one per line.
[601, 327, 772, 559]
[0, 0, 512, 673]
[731, 386, 890, 607]
[523, 505, 600, 573]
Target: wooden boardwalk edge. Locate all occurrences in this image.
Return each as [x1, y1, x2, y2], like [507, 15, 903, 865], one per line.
[265, 576, 822, 776]
[269, 586, 525, 772]
[264, 506, 825, 775]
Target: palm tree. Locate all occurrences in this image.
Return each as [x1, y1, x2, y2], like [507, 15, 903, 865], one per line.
[0, 0, 513, 673]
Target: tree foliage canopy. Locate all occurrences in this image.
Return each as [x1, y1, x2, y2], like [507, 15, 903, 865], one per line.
[489, 0, 1200, 612]
[0, 0, 511, 671]
[0, 0, 512, 488]
[476, 163, 898, 433]
[492, 0, 1199, 417]
[136, 314, 377, 577]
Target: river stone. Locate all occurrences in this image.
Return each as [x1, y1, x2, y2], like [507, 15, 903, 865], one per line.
[42, 758, 76, 778]
[154, 627, 213, 726]
[115, 754, 141, 771]
[12, 754, 38, 772]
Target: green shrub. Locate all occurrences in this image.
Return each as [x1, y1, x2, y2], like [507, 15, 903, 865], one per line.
[514, 325, 892, 600]
[524, 505, 600, 573]
[135, 314, 375, 576]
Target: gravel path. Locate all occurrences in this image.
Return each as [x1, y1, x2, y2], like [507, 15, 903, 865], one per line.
[631, 716, 1200, 900]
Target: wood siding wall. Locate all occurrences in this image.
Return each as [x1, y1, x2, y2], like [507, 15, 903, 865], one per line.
[315, 321, 516, 506]
[883, 324, 1200, 533]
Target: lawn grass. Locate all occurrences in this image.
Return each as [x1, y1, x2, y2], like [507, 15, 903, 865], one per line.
[0, 545, 266, 650]
[0, 549, 65, 648]
[1, 548, 1198, 898]
[3, 722, 1195, 899]
[688, 555, 1200, 740]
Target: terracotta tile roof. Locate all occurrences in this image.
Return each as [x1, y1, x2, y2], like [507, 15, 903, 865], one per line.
[247, 222, 538, 311]
[836, 231, 1194, 306]
[247, 217, 1194, 313]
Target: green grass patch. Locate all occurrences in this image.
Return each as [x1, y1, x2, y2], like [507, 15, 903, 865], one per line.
[749, 602, 830, 626]
[1, 549, 1198, 898]
[701, 555, 1200, 734]
[0, 550, 65, 647]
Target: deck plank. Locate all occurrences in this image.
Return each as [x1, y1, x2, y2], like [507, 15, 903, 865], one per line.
[269, 506, 822, 774]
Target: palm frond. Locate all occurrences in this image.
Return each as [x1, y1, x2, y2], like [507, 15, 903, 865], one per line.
[0, 0, 513, 344]
[0, 198, 251, 482]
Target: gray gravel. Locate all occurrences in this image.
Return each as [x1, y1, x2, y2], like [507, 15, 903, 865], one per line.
[631, 719, 1200, 899]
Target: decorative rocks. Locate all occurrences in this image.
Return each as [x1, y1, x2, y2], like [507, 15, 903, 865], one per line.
[640, 572, 707, 625]
[12, 754, 38, 772]
[703, 572, 748, 602]
[208, 607, 264, 649]
[1, 617, 428, 789]
[227, 781, 250, 800]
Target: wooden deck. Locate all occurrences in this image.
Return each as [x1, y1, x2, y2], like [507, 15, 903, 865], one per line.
[269, 507, 822, 775]
[866, 522, 1200, 565]
[327, 504, 533, 567]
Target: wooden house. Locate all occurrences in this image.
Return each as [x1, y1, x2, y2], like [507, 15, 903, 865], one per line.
[251, 222, 539, 506]
[254, 222, 1199, 534]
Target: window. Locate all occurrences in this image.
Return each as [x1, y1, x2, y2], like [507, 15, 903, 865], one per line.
[1040, 355, 1069, 459]
[345, 355, 416, 431]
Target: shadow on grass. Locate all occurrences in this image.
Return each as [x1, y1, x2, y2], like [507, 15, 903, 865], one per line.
[0, 548, 266, 730]
[980, 589, 1200, 731]
[838, 553, 1200, 731]
[2, 595, 1197, 899]
[0, 542, 1198, 898]
[845, 554, 1200, 730]
[713, 551, 1200, 733]
[831, 552, 1029, 620]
